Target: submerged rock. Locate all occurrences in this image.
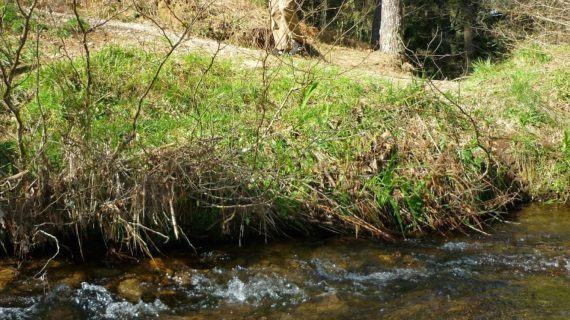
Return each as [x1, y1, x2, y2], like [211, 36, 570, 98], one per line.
[294, 293, 348, 318]
[117, 278, 143, 302]
[376, 253, 399, 266]
[59, 271, 87, 288]
[169, 269, 194, 286]
[0, 267, 18, 289]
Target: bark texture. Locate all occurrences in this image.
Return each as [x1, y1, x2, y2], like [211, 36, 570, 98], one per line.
[379, 0, 403, 55]
[269, 0, 304, 51]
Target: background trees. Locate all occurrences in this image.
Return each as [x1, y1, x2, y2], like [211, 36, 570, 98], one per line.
[371, 0, 381, 49]
[299, 0, 491, 77]
[298, 0, 565, 78]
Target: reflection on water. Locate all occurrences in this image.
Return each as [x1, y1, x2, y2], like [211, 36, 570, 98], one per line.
[0, 204, 569, 319]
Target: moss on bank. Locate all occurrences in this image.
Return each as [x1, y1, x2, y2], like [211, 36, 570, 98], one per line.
[1, 42, 568, 256]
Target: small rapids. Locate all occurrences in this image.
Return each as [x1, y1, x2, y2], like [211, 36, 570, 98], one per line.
[0, 205, 569, 319]
[0, 283, 167, 319]
[178, 267, 306, 308]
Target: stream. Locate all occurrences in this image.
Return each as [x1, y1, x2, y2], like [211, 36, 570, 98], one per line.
[0, 204, 569, 319]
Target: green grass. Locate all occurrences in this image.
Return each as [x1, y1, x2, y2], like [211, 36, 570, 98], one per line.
[469, 43, 570, 199]
[24, 46, 393, 159]
[0, 141, 16, 176]
[1, 1, 28, 32]
[18, 47, 479, 220]
[1, 1, 47, 32]
[54, 17, 90, 37]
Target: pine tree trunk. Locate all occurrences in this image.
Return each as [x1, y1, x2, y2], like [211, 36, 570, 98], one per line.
[379, 0, 403, 55]
[371, 0, 382, 49]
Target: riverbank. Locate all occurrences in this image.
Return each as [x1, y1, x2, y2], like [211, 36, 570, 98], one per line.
[0, 5, 568, 256]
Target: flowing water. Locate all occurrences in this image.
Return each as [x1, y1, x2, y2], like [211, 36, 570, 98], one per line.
[0, 205, 569, 319]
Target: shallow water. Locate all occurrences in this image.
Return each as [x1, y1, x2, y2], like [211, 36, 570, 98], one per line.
[0, 205, 569, 319]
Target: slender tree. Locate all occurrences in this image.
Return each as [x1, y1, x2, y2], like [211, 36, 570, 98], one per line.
[321, 0, 328, 29]
[379, 0, 404, 55]
[462, 0, 477, 68]
[371, 0, 382, 49]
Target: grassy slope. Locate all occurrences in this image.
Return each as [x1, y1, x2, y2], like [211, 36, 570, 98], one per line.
[1, 37, 568, 254]
[466, 44, 570, 200]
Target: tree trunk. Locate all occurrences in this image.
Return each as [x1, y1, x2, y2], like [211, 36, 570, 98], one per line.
[321, 0, 328, 29]
[463, 1, 476, 71]
[371, 0, 382, 49]
[379, 0, 403, 55]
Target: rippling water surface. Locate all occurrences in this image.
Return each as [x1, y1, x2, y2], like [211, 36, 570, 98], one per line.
[0, 205, 569, 319]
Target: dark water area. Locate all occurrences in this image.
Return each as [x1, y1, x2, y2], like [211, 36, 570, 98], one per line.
[0, 205, 569, 319]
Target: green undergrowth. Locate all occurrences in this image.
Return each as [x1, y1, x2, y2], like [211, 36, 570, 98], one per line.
[467, 43, 570, 200]
[54, 17, 90, 37]
[1, 2, 89, 38]
[1, 42, 568, 256]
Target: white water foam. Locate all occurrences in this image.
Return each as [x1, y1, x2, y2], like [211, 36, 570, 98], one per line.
[441, 242, 480, 251]
[180, 268, 306, 307]
[0, 304, 37, 320]
[212, 274, 305, 305]
[310, 258, 425, 285]
[73, 283, 168, 319]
